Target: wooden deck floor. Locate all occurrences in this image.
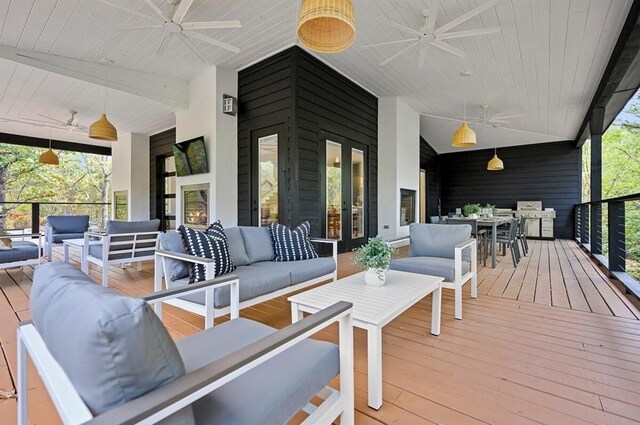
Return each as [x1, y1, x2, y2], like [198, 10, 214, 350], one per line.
[1, 239, 640, 424]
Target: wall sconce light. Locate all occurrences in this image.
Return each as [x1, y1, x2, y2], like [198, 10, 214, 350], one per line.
[222, 94, 237, 116]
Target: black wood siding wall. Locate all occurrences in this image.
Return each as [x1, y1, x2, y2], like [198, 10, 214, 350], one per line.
[238, 46, 378, 239]
[420, 137, 440, 218]
[149, 128, 176, 221]
[439, 141, 581, 239]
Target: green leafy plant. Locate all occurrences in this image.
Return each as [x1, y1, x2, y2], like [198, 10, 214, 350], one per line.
[463, 203, 481, 217]
[484, 203, 497, 214]
[353, 236, 396, 278]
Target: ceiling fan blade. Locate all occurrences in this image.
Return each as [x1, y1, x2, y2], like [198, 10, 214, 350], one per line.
[431, 39, 466, 57]
[491, 114, 524, 120]
[425, 0, 440, 33]
[1, 118, 64, 128]
[420, 113, 465, 123]
[97, 0, 160, 21]
[361, 37, 420, 48]
[379, 41, 419, 66]
[118, 25, 164, 31]
[143, 0, 170, 22]
[18, 117, 61, 125]
[182, 21, 242, 30]
[38, 114, 68, 124]
[156, 32, 171, 56]
[434, 0, 497, 36]
[438, 27, 501, 40]
[183, 30, 240, 54]
[172, 0, 194, 24]
[379, 17, 424, 37]
[418, 40, 428, 69]
[177, 33, 207, 62]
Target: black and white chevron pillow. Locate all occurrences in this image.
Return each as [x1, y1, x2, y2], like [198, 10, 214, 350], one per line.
[269, 221, 319, 262]
[178, 222, 235, 283]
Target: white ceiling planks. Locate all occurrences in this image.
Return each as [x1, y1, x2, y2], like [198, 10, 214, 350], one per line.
[0, 0, 634, 152]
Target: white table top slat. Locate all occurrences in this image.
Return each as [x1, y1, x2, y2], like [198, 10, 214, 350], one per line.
[288, 270, 443, 326]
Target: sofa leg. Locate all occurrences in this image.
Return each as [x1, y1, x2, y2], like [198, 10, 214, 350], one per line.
[454, 285, 462, 320]
[102, 265, 109, 287]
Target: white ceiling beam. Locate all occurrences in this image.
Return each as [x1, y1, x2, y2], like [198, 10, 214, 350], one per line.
[0, 45, 189, 110]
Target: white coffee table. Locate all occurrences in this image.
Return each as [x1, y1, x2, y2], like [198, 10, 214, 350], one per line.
[62, 238, 92, 273]
[288, 270, 443, 410]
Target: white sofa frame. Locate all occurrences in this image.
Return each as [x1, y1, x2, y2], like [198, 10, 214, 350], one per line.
[83, 231, 161, 287]
[395, 237, 477, 319]
[154, 237, 338, 328]
[0, 233, 42, 270]
[17, 273, 354, 425]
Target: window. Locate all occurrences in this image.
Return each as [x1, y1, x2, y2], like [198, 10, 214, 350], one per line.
[113, 191, 128, 220]
[351, 148, 364, 238]
[259, 135, 279, 226]
[326, 141, 342, 240]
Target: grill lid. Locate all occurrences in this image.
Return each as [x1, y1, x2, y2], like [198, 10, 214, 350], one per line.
[517, 201, 542, 211]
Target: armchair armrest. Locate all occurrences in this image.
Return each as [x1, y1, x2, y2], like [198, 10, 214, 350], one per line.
[84, 231, 106, 239]
[155, 249, 218, 266]
[85, 301, 354, 425]
[455, 238, 476, 251]
[310, 238, 338, 268]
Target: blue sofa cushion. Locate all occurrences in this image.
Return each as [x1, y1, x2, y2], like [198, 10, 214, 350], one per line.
[239, 226, 275, 263]
[47, 215, 89, 233]
[409, 223, 471, 262]
[51, 233, 85, 243]
[159, 232, 190, 282]
[106, 219, 161, 235]
[176, 318, 339, 425]
[168, 265, 291, 309]
[224, 226, 249, 266]
[390, 256, 470, 283]
[29, 262, 193, 423]
[269, 221, 319, 262]
[179, 224, 235, 283]
[251, 257, 336, 285]
[0, 241, 39, 263]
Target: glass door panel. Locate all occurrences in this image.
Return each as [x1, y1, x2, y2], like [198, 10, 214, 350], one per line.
[326, 141, 342, 240]
[351, 148, 365, 239]
[259, 134, 278, 226]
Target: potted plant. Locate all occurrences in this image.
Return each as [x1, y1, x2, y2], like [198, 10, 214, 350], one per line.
[463, 203, 481, 218]
[353, 236, 396, 287]
[483, 203, 497, 217]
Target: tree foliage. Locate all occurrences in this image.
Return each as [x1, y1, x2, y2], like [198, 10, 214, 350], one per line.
[0, 143, 111, 230]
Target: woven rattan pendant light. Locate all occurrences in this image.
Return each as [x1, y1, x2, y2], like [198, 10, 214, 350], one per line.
[487, 148, 504, 171]
[39, 131, 59, 165]
[452, 72, 476, 148]
[89, 89, 117, 141]
[297, 0, 356, 53]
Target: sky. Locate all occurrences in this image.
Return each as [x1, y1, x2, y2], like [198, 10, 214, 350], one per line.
[613, 88, 640, 124]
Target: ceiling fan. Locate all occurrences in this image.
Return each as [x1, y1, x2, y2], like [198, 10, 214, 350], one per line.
[97, 0, 242, 61]
[465, 105, 524, 127]
[1, 110, 88, 133]
[362, 0, 500, 68]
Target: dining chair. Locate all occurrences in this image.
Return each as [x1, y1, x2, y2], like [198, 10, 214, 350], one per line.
[496, 218, 520, 267]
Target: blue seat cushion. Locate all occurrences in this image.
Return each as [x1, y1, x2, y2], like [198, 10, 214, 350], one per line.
[159, 232, 190, 282]
[176, 318, 339, 425]
[51, 233, 86, 244]
[47, 215, 89, 233]
[0, 241, 39, 263]
[29, 262, 193, 423]
[251, 257, 336, 285]
[168, 265, 292, 309]
[239, 226, 275, 263]
[390, 256, 470, 283]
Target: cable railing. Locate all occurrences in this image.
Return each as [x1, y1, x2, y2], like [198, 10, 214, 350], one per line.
[0, 201, 110, 234]
[575, 193, 640, 300]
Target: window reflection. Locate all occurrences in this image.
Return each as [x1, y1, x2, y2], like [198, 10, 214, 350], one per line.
[352, 148, 364, 238]
[259, 135, 278, 226]
[326, 141, 342, 240]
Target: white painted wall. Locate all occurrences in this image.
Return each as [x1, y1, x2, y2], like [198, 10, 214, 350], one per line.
[175, 66, 238, 228]
[377, 97, 420, 240]
[110, 132, 150, 220]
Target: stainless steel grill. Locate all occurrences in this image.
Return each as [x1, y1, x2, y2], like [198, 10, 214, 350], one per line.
[514, 201, 555, 239]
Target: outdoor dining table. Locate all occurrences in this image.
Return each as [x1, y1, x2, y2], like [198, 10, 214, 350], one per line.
[476, 217, 510, 268]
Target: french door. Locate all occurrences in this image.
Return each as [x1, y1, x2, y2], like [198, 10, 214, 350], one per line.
[321, 134, 368, 251]
[250, 125, 286, 227]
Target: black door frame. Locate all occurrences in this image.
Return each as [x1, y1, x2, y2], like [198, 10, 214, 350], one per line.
[155, 153, 176, 232]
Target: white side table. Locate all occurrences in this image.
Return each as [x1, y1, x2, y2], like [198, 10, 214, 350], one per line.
[62, 238, 91, 273]
[288, 270, 443, 410]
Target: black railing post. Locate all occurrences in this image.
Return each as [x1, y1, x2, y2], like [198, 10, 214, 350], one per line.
[591, 204, 602, 254]
[31, 202, 40, 234]
[580, 204, 590, 245]
[608, 201, 625, 272]
[575, 205, 580, 241]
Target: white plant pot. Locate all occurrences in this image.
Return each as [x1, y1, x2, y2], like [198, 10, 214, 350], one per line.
[364, 268, 387, 287]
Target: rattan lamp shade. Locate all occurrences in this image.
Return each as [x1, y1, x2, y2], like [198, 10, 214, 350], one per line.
[451, 121, 476, 148]
[89, 114, 118, 141]
[297, 0, 356, 53]
[487, 153, 504, 171]
[39, 148, 59, 165]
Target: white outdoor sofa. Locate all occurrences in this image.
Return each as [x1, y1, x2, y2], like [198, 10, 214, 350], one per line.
[0, 232, 42, 270]
[18, 262, 354, 425]
[83, 219, 161, 287]
[390, 223, 477, 320]
[155, 226, 338, 328]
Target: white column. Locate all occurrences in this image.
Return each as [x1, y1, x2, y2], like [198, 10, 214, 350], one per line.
[111, 132, 150, 220]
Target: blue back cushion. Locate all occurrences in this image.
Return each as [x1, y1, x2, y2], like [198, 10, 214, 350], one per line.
[179, 223, 236, 283]
[106, 219, 160, 234]
[159, 232, 190, 282]
[239, 226, 276, 263]
[409, 223, 471, 260]
[47, 215, 89, 233]
[269, 221, 319, 262]
[224, 226, 249, 266]
[30, 262, 192, 422]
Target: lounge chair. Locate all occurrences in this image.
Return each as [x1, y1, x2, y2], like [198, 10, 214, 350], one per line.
[44, 215, 89, 261]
